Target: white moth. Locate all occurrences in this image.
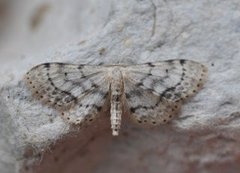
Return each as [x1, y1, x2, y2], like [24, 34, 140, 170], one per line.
[24, 59, 208, 136]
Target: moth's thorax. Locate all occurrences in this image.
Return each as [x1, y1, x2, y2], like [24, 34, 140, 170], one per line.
[109, 68, 124, 136]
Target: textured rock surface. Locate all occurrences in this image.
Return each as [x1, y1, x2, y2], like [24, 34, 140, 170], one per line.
[0, 0, 240, 173]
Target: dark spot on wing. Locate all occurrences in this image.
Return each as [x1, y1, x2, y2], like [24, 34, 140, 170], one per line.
[148, 73, 152, 76]
[166, 59, 175, 64]
[180, 59, 186, 65]
[125, 90, 142, 99]
[55, 62, 65, 67]
[52, 91, 58, 95]
[130, 105, 155, 113]
[78, 65, 83, 69]
[92, 90, 108, 100]
[44, 63, 50, 68]
[91, 84, 98, 89]
[146, 88, 154, 93]
[130, 107, 136, 113]
[147, 62, 155, 67]
[125, 93, 130, 99]
[99, 48, 106, 55]
[161, 87, 175, 98]
[63, 96, 74, 103]
[165, 93, 172, 99]
[136, 82, 143, 87]
[93, 105, 102, 111]
[98, 62, 104, 65]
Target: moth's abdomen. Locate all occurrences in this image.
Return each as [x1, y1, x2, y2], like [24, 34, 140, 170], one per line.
[110, 68, 124, 136]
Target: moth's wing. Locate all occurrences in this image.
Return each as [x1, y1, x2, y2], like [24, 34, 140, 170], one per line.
[124, 78, 181, 125]
[24, 63, 110, 124]
[60, 82, 110, 124]
[124, 59, 208, 125]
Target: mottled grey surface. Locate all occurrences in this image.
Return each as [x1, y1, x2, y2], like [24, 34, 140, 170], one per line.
[0, 0, 240, 173]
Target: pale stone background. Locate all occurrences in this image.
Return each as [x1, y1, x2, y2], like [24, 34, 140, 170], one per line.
[0, 0, 240, 173]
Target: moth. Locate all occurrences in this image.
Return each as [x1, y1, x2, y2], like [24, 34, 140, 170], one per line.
[24, 59, 208, 136]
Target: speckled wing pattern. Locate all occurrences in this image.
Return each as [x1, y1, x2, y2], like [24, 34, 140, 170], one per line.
[24, 59, 208, 135]
[24, 63, 110, 124]
[124, 59, 208, 125]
